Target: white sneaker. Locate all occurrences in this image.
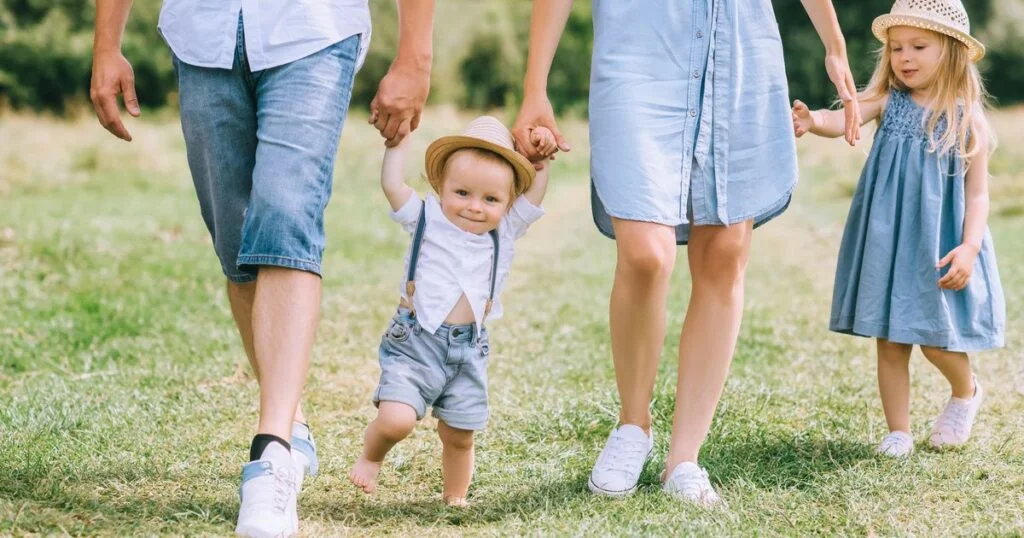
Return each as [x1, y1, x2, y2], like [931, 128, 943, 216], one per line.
[876, 431, 914, 457]
[662, 461, 721, 507]
[235, 443, 298, 538]
[930, 375, 984, 449]
[588, 424, 654, 497]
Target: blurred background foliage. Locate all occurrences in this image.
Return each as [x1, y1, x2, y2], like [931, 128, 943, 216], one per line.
[1, 0, 1022, 115]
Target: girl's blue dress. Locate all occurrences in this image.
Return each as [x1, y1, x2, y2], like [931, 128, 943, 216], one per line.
[830, 89, 1005, 352]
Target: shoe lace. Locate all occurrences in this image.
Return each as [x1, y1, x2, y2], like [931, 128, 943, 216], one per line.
[676, 468, 711, 497]
[598, 433, 648, 474]
[271, 466, 295, 513]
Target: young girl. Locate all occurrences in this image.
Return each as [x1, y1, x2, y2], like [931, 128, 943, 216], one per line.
[792, 0, 1005, 457]
[348, 116, 555, 504]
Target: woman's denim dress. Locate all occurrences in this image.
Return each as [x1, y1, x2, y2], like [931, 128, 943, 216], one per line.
[589, 0, 798, 244]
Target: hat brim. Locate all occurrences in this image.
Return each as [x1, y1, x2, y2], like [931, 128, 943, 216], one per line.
[424, 135, 536, 197]
[872, 14, 985, 62]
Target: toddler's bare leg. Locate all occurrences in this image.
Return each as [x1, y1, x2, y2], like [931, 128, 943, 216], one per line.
[349, 401, 418, 493]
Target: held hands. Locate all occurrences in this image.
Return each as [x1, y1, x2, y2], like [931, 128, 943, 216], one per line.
[529, 126, 557, 168]
[824, 51, 861, 146]
[90, 49, 140, 141]
[791, 100, 818, 137]
[512, 93, 570, 171]
[937, 244, 979, 291]
[369, 60, 430, 147]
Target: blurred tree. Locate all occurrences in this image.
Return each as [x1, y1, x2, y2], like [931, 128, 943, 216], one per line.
[0, 0, 1019, 114]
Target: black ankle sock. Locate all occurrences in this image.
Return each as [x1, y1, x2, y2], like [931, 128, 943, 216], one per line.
[250, 434, 291, 462]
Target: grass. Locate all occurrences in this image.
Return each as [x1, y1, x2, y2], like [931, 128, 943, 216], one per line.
[1, 107, 1023, 536]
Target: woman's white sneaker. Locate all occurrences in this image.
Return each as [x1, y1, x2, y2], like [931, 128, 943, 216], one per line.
[588, 424, 654, 497]
[930, 375, 984, 449]
[662, 462, 721, 507]
[876, 431, 914, 457]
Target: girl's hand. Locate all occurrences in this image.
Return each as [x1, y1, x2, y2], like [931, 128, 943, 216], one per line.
[792, 100, 818, 137]
[824, 51, 861, 146]
[530, 126, 558, 157]
[937, 244, 980, 291]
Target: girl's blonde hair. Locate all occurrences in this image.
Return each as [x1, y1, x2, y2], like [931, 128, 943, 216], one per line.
[861, 29, 996, 161]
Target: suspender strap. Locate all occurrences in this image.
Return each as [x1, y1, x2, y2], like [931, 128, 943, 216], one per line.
[483, 229, 499, 321]
[404, 200, 502, 325]
[404, 202, 428, 316]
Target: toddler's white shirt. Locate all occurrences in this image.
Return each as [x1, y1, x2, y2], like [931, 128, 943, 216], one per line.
[391, 193, 544, 334]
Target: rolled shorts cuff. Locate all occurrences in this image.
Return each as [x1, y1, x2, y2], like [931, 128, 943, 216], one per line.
[373, 387, 427, 420]
[236, 255, 322, 277]
[432, 407, 488, 431]
[224, 270, 258, 284]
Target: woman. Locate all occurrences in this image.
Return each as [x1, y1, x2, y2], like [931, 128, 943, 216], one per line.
[512, 0, 860, 504]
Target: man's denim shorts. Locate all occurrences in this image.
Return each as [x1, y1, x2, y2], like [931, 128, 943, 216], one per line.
[373, 308, 491, 431]
[173, 16, 360, 283]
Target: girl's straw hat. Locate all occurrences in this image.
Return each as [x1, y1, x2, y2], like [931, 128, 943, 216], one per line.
[872, 0, 985, 61]
[425, 116, 536, 196]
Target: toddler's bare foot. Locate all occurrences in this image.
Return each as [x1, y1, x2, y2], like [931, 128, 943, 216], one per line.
[444, 495, 469, 507]
[349, 457, 382, 493]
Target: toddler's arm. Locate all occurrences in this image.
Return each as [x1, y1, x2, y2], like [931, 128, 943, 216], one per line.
[521, 127, 554, 206]
[522, 157, 550, 207]
[380, 137, 416, 211]
[792, 96, 886, 139]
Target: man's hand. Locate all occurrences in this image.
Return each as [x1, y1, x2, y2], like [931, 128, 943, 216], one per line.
[369, 61, 430, 147]
[90, 49, 140, 142]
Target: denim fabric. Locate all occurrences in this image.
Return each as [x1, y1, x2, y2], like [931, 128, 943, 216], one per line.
[373, 308, 491, 431]
[830, 90, 1005, 352]
[589, 0, 797, 244]
[174, 16, 359, 282]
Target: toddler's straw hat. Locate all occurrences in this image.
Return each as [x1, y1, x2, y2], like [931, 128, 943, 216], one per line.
[424, 116, 536, 196]
[872, 0, 985, 61]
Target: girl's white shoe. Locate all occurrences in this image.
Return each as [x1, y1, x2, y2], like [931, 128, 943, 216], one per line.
[929, 375, 984, 449]
[876, 431, 915, 457]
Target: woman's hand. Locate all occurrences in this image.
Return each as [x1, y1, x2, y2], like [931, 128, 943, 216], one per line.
[512, 92, 570, 170]
[824, 51, 861, 146]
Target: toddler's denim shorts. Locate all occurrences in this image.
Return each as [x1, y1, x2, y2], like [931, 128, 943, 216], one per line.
[373, 308, 490, 431]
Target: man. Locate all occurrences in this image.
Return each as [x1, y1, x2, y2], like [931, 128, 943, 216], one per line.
[90, 1, 434, 535]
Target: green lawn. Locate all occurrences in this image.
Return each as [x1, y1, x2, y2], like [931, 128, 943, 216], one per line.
[1, 109, 1022, 536]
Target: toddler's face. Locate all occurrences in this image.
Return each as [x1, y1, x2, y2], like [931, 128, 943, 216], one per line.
[438, 152, 514, 235]
[887, 26, 943, 92]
